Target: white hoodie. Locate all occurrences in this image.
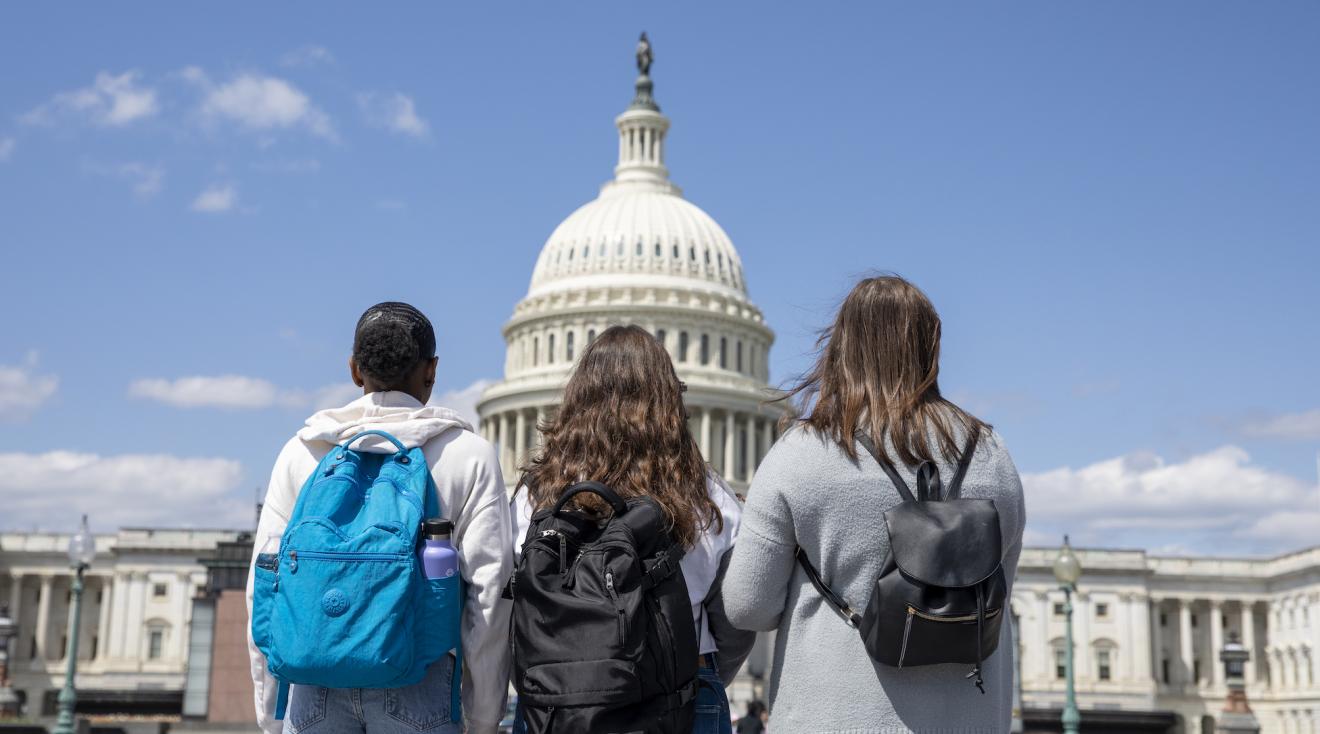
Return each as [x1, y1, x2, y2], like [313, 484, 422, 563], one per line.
[246, 391, 514, 734]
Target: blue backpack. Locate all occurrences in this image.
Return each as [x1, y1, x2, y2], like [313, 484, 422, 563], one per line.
[251, 429, 463, 722]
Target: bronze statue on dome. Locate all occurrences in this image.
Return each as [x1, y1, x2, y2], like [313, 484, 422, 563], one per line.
[636, 32, 653, 76]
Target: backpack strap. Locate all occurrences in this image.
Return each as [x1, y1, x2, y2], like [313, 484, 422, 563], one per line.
[641, 544, 687, 590]
[551, 480, 629, 517]
[855, 434, 917, 503]
[274, 680, 290, 721]
[794, 547, 861, 628]
[944, 429, 982, 500]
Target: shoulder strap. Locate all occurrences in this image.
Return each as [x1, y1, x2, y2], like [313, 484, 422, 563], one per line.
[944, 429, 982, 500]
[854, 433, 917, 503]
[794, 547, 861, 628]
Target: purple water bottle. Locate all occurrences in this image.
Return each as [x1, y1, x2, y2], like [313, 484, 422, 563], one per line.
[420, 519, 458, 580]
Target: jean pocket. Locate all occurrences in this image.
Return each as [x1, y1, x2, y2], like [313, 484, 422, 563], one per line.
[383, 653, 455, 731]
[286, 685, 328, 734]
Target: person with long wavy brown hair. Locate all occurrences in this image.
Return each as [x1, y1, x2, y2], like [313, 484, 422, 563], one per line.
[512, 324, 753, 734]
[722, 275, 1026, 733]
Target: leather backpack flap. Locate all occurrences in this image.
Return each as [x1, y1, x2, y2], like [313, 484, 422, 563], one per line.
[883, 499, 1004, 588]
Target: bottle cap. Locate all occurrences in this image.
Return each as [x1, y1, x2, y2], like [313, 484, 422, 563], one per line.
[423, 519, 453, 537]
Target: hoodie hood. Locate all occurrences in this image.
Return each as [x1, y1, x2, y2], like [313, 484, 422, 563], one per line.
[297, 390, 474, 452]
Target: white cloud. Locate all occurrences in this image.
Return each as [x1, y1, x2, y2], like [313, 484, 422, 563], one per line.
[191, 70, 336, 141]
[120, 162, 164, 198]
[1022, 445, 1320, 555]
[129, 375, 360, 411]
[280, 45, 335, 68]
[22, 71, 158, 127]
[429, 379, 494, 428]
[0, 352, 58, 421]
[190, 183, 237, 213]
[357, 92, 429, 138]
[0, 137, 14, 161]
[0, 450, 249, 531]
[1243, 409, 1320, 441]
[130, 375, 279, 408]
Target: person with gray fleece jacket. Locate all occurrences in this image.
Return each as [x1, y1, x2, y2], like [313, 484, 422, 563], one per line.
[722, 275, 1026, 734]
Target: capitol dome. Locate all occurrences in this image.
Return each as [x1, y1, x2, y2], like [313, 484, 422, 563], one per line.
[476, 38, 782, 492]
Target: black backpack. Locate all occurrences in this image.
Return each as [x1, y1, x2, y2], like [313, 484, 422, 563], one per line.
[510, 481, 699, 733]
[796, 430, 1006, 692]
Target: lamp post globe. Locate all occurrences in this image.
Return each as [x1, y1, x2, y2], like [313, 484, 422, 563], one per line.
[1053, 536, 1083, 734]
[52, 514, 94, 734]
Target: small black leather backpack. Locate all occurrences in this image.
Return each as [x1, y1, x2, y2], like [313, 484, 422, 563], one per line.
[509, 481, 699, 733]
[796, 430, 1006, 691]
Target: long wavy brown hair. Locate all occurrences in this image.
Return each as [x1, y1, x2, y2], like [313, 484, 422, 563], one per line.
[780, 275, 989, 466]
[519, 325, 720, 549]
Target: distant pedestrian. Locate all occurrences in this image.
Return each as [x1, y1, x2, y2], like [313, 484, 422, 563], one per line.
[722, 276, 1026, 732]
[735, 700, 766, 734]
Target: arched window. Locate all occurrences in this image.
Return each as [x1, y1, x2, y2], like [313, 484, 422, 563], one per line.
[533, 337, 540, 367]
[1051, 639, 1067, 680]
[700, 334, 710, 365]
[704, 250, 711, 265]
[587, 329, 597, 344]
[736, 340, 744, 373]
[673, 244, 680, 259]
[655, 329, 667, 350]
[566, 331, 575, 361]
[655, 242, 662, 257]
[548, 334, 555, 364]
[582, 245, 589, 259]
[567, 247, 574, 261]
[690, 247, 697, 261]
[678, 331, 689, 362]
[719, 337, 728, 369]
[636, 241, 643, 256]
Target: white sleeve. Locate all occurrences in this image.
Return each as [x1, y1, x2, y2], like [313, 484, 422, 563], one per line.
[246, 438, 306, 734]
[438, 435, 514, 734]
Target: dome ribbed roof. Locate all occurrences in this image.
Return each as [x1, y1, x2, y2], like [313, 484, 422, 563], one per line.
[527, 182, 746, 298]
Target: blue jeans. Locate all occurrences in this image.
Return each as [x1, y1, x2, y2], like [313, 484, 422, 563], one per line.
[693, 654, 732, 734]
[283, 655, 460, 734]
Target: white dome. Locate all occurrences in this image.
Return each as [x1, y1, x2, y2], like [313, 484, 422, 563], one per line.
[528, 181, 747, 299]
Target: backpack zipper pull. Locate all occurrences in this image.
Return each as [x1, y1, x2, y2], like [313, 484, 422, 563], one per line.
[558, 533, 567, 575]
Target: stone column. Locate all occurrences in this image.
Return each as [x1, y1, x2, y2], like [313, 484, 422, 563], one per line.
[1211, 598, 1225, 688]
[6, 574, 22, 631]
[723, 412, 736, 480]
[1151, 597, 1164, 685]
[1120, 594, 1136, 681]
[515, 410, 527, 472]
[1241, 602, 1257, 686]
[1038, 590, 1053, 681]
[700, 410, 712, 461]
[1179, 599, 1195, 688]
[175, 572, 192, 660]
[1075, 592, 1092, 683]
[746, 417, 757, 483]
[34, 575, 53, 663]
[499, 413, 511, 479]
[95, 576, 113, 661]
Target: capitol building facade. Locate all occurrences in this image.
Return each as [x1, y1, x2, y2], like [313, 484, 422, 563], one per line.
[0, 42, 1316, 734]
[474, 51, 784, 493]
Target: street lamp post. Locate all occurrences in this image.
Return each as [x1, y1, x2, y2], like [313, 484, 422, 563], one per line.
[1216, 632, 1260, 733]
[52, 515, 96, 734]
[1053, 536, 1083, 734]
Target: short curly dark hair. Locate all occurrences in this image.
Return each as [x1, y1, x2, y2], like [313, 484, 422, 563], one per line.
[352, 302, 436, 388]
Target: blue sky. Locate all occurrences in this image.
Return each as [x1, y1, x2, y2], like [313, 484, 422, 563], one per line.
[1, 2, 1317, 555]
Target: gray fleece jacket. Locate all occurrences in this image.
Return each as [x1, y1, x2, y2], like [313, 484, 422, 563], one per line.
[723, 425, 1026, 734]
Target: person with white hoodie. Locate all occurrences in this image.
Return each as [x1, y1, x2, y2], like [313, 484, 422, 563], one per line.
[246, 302, 514, 734]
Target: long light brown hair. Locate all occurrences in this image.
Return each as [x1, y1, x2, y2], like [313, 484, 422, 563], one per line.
[519, 325, 720, 549]
[780, 275, 989, 466]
